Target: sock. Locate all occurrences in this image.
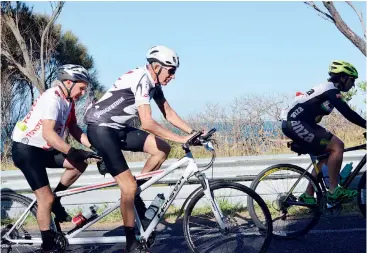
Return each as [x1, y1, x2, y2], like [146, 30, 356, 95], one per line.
[53, 183, 69, 205]
[40, 230, 55, 251]
[125, 226, 138, 251]
[53, 182, 69, 194]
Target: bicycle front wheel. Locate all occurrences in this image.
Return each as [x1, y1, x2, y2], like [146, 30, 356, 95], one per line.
[358, 171, 366, 218]
[248, 164, 322, 238]
[183, 182, 272, 253]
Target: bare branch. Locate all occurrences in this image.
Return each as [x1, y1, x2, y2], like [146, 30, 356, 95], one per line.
[2, 8, 41, 91]
[304, 1, 335, 22]
[345, 1, 366, 39]
[0, 49, 45, 92]
[323, 1, 366, 56]
[1, 50, 25, 72]
[40, 1, 64, 91]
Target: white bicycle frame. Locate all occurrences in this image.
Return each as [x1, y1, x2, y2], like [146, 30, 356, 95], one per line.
[3, 148, 227, 246]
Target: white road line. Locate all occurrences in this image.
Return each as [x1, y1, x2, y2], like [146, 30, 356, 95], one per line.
[309, 228, 366, 234]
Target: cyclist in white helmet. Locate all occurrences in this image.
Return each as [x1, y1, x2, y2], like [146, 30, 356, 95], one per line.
[12, 64, 98, 253]
[84, 45, 198, 253]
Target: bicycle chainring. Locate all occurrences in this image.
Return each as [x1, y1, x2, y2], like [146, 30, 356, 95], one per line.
[54, 232, 69, 253]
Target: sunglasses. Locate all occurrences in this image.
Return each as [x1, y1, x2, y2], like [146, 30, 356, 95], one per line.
[162, 66, 176, 76]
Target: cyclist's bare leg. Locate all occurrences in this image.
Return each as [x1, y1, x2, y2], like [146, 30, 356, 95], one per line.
[141, 134, 171, 173]
[114, 169, 138, 250]
[51, 160, 88, 220]
[58, 160, 88, 187]
[114, 169, 137, 227]
[34, 186, 55, 230]
[306, 159, 327, 196]
[325, 136, 344, 192]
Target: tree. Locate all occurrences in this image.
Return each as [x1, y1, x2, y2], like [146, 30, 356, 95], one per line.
[1, 2, 105, 159]
[304, 1, 366, 56]
[357, 81, 366, 103]
[1, 1, 65, 92]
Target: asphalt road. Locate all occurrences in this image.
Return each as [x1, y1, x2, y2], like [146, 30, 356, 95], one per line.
[3, 214, 365, 253]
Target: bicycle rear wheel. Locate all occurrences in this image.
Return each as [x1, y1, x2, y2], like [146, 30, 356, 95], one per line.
[357, 171, 366, 218]
[248, 164, 322, 238]
[1, 191, 41, 253]
[183, 182, 272, 253]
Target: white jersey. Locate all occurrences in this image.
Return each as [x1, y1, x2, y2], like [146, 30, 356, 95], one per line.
[84, 65, 165, 129]
[12, 86, 76, 150]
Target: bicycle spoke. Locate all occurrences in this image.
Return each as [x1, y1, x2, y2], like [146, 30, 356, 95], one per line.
[185, 183, 271, 253]
[249, 165, 321, 238]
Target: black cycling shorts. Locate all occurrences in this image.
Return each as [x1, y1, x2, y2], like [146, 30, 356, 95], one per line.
[12, 142, 66, 191]
[87, 125, 149, 177]
[281, 120, 334, 155]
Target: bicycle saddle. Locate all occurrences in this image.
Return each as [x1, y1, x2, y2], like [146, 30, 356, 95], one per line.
[287, 141, 309, 155]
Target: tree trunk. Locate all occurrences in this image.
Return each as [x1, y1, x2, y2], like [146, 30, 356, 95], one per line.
[323, 2, 366, 56]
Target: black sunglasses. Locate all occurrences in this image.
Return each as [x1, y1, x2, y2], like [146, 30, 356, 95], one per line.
[161, 65, 176, 75]
[167, 67, 176, 75]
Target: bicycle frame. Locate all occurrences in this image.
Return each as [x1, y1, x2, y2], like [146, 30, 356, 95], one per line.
[309, 144, 366, 192]
[284, 143, 366, 204]
[3, 149, 226, 246]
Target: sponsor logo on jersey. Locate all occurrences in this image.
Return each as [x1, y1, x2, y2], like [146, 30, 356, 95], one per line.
[290, 121, 315, 143]
[25, 119, 43, 138]
[93, 97, 126, 119]
[290, 107, 304, 118]
[21, 138, 29, 144]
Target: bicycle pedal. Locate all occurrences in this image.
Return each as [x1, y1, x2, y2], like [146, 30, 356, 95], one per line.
[324, 203, 343, 216]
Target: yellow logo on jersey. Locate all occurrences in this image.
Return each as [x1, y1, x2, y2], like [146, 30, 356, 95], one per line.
[16, 122, 28, 131]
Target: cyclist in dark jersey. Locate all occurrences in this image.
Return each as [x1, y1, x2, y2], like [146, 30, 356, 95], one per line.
[84, 45, 198, 253]
[281, 60, 366, 204]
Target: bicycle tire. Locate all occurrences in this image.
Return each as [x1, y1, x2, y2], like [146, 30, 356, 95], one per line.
[1, 191, 40, 252]
[248, 164, 322, 239]
[357, 171, 366, 218]
[183, 181, 272, 253]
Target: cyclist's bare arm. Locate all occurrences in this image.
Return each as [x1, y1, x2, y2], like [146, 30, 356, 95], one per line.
[42, 119, 71, 154]
[155, 96, 194, 134]
[68, 122, 92, 148]
[137, 104, 192, 143]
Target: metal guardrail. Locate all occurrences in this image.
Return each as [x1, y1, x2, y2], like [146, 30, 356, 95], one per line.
[2, 151, 365, 210]
[2, 151, 365, 192]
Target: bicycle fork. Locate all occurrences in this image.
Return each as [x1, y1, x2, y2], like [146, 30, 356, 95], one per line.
[196, 173, 228, 230]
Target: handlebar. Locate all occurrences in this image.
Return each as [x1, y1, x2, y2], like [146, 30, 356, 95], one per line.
[182, 128, 217, 149]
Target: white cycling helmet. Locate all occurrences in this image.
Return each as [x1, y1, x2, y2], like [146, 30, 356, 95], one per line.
[146, 45, 180, 68]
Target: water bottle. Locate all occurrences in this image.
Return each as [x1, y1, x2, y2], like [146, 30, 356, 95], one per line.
[321, 164, 330, 188]
[339, 162, 353, 185]
[145, 193, 165, 220]
[72, 205, 98, 226]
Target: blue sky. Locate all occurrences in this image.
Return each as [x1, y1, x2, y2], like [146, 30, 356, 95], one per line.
[32, 1, 366, 117]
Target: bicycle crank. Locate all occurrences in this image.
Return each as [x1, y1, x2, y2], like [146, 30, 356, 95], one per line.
[320, 196, 343, 216]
